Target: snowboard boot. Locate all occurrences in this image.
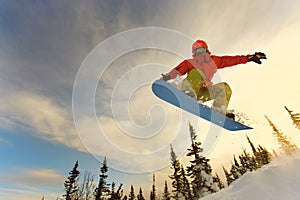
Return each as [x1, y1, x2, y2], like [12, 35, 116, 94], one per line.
[226, 112, 235, 120]
[212, 106, 235, 120]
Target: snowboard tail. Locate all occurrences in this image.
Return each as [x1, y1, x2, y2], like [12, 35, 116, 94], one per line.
[151, 80, 252, 131]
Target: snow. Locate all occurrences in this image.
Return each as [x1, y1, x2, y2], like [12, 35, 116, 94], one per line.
[202, 150, 300, 200]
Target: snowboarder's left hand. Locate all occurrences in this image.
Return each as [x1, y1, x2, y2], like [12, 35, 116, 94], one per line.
[160, 73, 171, 81]
[248, 52, 267, 64]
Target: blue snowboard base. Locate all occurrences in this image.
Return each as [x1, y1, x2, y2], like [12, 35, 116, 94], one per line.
[152, 80, 252, 131]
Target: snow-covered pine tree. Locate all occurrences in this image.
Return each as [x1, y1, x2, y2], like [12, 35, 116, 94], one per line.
[257, 145, 271, 165]
[63, 160, 80, 200]
[233, 155, 247, 175]
[211, 180, 220, 193]
[169, 145, 184, 199]
[230, 161, 242, 180]
[222, 166, 234, 186]
[212, 173, 224, 190]
[161, 181, 171, 200]
[186, 123, 216, 199]
[284, 106, 300, 130]
[129, 185, 135, 200]
[200, 159, 216, 197]
[186, 123, 203, 199]
[95, 157, 110, 200]
[239, 149, 257, 172]
[180, 165, 193, 200]
[137, 187, 145, 200]
[265, 115, 298, 155]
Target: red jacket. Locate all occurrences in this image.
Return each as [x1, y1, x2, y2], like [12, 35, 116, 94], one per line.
[168, 54, 249, 87]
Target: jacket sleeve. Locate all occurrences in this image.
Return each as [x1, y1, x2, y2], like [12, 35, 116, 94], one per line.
[168, 60, 194, 79]
[211, 55, 249, 69]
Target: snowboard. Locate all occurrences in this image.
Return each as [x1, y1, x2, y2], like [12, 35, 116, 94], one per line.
[151, 79, 252, 131]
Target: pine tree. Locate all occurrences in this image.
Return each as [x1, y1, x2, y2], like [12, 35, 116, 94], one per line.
[285, 106, 300, 130]
[246, 136, 262, 168]
[265, 115, 298, 155]
[257, 145, 271, 165]
[222, 166, 234, 186]
[186, 123, 215, 199]
[150, 174, 156, 200]
[233, 155, 247, 175]
[212, 174, 224, 190]
[169, 145, 184, 199]
[110, 182, 116, 200]
[246, 136, 272, 169]
[129, 185, 135, 200]
[95, 157, 110, 200]
[230, 161, 242, 180]
[137, 187, 145, 200]
[199, 158, 216, 197]
[64, 160, 80, 200]
[239, 149, 256, 172]
[109, 182, 124, 200]
[161, 181, 171, 200]
[117, 184, 124, 199]
[180, 165, 192, 200]
[186, 123, 203, 199]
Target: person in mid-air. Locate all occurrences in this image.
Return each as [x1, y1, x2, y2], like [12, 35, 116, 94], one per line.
[161, 39, 266, 119]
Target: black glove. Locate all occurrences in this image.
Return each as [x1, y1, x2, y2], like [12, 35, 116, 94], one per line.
[248, 52, 267, 64]
[161, 73, 171, 81]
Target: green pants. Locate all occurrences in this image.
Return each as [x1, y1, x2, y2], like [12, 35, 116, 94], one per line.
[181, 69, 232, 109]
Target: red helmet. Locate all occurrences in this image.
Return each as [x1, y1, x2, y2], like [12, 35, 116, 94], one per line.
[192, 40, 208, 51]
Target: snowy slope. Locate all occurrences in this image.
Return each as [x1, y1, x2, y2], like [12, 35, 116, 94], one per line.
[203, 150, 300, 200]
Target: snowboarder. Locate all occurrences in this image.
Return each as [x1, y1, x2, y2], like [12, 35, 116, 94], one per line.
[161, 39, 266, 119]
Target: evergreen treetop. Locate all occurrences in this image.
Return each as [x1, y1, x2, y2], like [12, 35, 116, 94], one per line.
[128, 185, 135, 200]
[95, 157, 110, 200]
[285, 106, 300, 130]
[63, 160, 80, 200]
[265, 115, 298, 155]
[186, 123, 216, 199]
[169, 145, 184, 199]
[137, 187, 145, 200]
[161, 181, 171, 200]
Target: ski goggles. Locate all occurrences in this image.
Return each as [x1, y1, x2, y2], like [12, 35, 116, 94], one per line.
[192, 47, 207, 56]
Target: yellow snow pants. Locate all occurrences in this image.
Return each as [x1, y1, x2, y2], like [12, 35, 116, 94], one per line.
[181, 69, 232, 109]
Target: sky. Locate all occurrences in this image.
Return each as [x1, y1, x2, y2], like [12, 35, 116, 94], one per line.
[1, 0, 300, 199]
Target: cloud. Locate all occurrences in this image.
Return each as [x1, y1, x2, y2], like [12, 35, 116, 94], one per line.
[0, 187, 59, 200]
[0, 78, 194, 173]
[0, 90, 85, 151]
[0, 1, 125, 108]
[0, 169, 64, 187]
[76, 108, 194, 173]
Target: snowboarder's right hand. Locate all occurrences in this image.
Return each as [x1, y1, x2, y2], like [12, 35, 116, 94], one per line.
[248, 52, 267, 64]
[160, 73, 171, 81]
[200, 81, 212, 89]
